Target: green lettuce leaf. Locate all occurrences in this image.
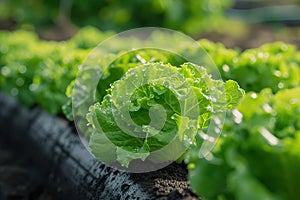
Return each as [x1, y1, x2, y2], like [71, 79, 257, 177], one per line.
[87, 62, 243, 168]
[187, 87, 300, 200]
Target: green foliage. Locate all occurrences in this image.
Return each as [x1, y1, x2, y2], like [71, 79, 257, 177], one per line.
[0, 27, 108, 115]
[67, 26, 114, 49]
[0, 0, 60, 27]
[0, 30, 40, 107]
[200, 40, 300, 93]
[0, 0, 233, 35]
[189, 38, 300, 200]
[188, 40, 300, 200]
[187, 87, 300, 200]
[87, 62, 243, 167]
[230, 42, 300, 93]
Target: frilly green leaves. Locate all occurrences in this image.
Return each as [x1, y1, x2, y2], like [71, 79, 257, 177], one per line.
[87, 62, 244, 169]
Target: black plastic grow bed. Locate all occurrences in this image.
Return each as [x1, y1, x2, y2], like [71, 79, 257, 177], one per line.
[0, 93, 199, 200]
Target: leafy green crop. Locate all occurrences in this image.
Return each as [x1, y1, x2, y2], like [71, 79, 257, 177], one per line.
[0, 30, 40, 107]
[200, 40, 300, 93]
[187, 87, 300, 200]
[1, 28, 296, 118]
[87, 62, 243, 167]
[0, 27, 111, 116]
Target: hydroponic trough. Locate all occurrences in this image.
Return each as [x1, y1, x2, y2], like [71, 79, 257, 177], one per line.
[0, 93, 198, 200]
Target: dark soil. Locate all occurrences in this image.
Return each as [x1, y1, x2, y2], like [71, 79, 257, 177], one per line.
[131, 163, 199, 200]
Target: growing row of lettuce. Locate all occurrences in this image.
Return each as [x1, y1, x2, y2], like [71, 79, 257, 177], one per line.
[192, 40, 300, 199]
[0, 27, 299, 200]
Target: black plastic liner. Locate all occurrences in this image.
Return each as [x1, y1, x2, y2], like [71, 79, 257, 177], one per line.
[0, 93, 198, 200]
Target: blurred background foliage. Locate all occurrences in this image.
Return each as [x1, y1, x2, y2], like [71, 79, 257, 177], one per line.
[0, 0, 234, 35]
[0, 0, 299, 46]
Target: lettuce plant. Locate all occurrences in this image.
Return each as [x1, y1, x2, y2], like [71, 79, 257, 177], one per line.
[86, 61, 244, 168]
[187, 87, 300, 200]
[200, 40, 300, 93]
